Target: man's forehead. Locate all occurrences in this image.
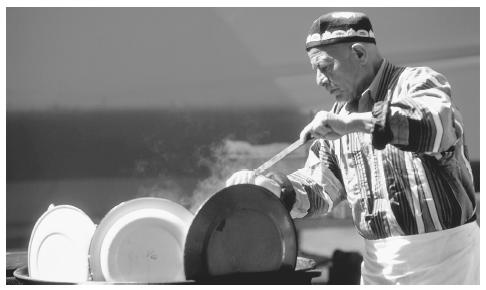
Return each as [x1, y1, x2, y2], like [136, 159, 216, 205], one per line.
[307, 48, 332, 63]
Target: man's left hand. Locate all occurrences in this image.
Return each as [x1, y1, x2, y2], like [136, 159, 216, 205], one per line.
[226, 170, 282, 197]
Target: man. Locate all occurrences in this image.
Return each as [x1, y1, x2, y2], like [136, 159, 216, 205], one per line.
[226, 12, 479, 284]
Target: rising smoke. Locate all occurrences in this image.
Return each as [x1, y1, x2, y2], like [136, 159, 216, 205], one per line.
[135, 138, 307, 213]
[133, 138, 351, 218]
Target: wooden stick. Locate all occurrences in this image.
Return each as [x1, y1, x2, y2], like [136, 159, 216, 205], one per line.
[254, 138, 308, 176]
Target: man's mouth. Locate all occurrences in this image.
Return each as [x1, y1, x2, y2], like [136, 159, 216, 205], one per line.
[329, 88, 340, 95]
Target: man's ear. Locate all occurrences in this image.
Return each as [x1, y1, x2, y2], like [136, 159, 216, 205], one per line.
[351, 43, 367, 64]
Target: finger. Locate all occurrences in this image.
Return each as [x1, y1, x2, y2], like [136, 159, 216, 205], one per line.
[225, 174, 238, 186]
[299, 123, 313, 142]
[226, 170, 253, 186]
[314, 126, 333, 138]
[226, 177, 235, 186]
[322, 131, 342, 140]
[245, 171, 257, 184]
[300, 131, 312, 142]
[255, 175, 279, 188]
[233, 174, 246, 184]
[303, 131, 314, 142]
[323, 132, 342, 140]
[238, 171, 256, 184]
[255, 176, 281, 197]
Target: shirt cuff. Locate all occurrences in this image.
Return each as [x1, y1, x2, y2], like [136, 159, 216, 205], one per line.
[265, 172, 296, 212]
[371, 100, 393, 150]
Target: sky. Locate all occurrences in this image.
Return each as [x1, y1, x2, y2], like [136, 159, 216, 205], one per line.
[6, 7, 479, 111]
[5, 7, 480, 159]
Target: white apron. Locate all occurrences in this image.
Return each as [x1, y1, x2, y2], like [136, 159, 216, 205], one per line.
[361, 221, 480, 285]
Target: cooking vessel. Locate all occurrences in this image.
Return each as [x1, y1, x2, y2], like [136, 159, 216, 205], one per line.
[184, 184, 298, 280]
[12, 257, 317, 284]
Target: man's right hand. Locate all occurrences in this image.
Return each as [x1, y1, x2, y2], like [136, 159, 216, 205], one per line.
[299, 110, 375, 142]
[299, 110, 350, 142]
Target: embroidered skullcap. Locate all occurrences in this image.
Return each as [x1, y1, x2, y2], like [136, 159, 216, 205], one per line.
[305, 11, 376, 50]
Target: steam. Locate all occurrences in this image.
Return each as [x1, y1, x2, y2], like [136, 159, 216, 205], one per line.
[135, 177, 193, 209]
[189, 139, 306, 212]
[189, 139, 256, 213]
[190, 139, 351, 218]
[133, 138, 351, 218]
[134, 138, 305, 212]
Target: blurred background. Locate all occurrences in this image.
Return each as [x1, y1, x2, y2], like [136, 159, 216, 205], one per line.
[6, 7, 479, 282]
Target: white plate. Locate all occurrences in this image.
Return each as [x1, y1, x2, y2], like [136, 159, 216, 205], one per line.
[88, 197, 194, 283]
[28, 204, 96, 282]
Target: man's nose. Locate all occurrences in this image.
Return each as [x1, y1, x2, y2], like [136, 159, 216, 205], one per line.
[316, 70, 329, 87]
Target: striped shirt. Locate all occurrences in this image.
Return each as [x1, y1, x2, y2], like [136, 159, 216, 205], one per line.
[287, 59, 477, 240]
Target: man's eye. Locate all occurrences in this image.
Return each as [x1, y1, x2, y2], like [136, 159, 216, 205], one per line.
[318, 64, 329, 73]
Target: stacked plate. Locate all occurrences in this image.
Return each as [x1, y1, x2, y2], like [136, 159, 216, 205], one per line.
[24, 184, 300, 284]
[89, 198, 193, 282]
[28, 205, 96, 282]
[27, 198, 194, 283]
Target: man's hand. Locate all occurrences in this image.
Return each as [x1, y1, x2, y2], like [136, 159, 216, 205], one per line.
[300, 111, 351, 141]
[226, 170, 281, 198]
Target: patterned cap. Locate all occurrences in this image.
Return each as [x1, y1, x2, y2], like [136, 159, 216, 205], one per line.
[305, 12, 376, 50]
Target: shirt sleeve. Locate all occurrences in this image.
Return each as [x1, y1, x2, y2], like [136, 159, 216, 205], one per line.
[372, 66, 462, 154]
[286, 139, 346, 218]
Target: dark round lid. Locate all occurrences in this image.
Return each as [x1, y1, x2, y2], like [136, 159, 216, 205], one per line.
[184, 184, 298, 280]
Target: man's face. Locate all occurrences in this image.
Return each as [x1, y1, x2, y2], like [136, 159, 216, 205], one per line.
[307, 44, 360, 102]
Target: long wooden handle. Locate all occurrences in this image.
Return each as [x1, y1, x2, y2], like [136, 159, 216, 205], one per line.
[254, 138, 308, 176]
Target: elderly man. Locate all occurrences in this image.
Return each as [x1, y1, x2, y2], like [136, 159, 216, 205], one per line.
[226, 12, 479, 284]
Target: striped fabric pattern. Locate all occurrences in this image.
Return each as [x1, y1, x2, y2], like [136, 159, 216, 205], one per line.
[288, 60, 477, 240]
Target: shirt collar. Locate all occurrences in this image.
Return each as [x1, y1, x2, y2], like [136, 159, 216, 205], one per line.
[361, 59, 387, 101]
